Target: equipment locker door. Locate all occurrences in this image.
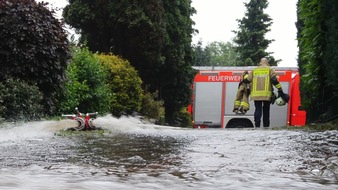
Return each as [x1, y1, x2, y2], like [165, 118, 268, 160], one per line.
[193, 82, 223, 127]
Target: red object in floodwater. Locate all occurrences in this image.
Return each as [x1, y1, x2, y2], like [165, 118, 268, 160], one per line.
[62, 107, 98, 130]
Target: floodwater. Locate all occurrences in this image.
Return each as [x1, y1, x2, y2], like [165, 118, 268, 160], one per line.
[0, 115, 337, 190]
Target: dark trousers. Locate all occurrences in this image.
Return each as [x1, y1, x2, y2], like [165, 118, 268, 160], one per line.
[254, 101, 270, 127]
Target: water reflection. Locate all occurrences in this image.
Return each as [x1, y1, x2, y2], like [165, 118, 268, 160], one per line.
[68, 133, 189, 176]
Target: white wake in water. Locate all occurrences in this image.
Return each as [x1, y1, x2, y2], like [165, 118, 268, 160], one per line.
[0, 115, 179, 142]
[93, 114, 182, 134]
[0, 120, 78, 142]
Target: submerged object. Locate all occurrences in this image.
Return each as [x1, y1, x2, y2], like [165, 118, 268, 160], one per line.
[62, 107, 99, 131]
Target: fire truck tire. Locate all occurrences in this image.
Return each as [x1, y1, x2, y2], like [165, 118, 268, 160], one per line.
[227, 119, 253, 128]
[74, 117, 85, 130]
[88, 118, 96, 129]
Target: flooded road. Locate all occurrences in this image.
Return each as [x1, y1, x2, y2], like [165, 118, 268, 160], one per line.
[0, 115, 337, 190]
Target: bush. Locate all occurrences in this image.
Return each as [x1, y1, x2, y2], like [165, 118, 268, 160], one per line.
[141, 90, 165, 122]
[0, 78, 43, 121]
[97, 54, 143, 117]
[173, 108, 192, 128]
[58, 47, 112, 114]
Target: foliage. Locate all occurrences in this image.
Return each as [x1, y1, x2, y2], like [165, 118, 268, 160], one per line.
[298, 0, 338, 122]
[0, 0, 71, 115]
[63, 0, 166, 89]
[0, 78, 43, 121]
[59, 47, 112, 114]
[192, 41, 240, 66]
[141, 89, 164, 121]
[160, 0, 196, 124]
[63, 0, 196, 125]
[97, 54, 143, 117]
[298, 0, 322, 111]
[173, 108, 192, 128]
[233, 0, 278, 66]
[207, 41, 240, 66]
[192, 40, 212, 66]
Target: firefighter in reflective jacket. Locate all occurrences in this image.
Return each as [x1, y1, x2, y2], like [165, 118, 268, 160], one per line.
[233, 71, 250, 114]
[242, 57, 286, 128]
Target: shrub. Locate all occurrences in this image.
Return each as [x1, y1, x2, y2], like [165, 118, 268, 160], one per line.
[173, 108, 192, 128]
[58, 47, 112, 114]
[141, 90, 165, 122]
[0, 78, 43, 121]
[97, 54, 143, 117]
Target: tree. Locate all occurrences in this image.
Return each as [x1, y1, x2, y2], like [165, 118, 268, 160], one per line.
[298, 0, 338, 122]
[192, 41, 240, 66]
[192, 40, 211, 66]
[160, 0, 196, 124]
[0, 0, 71, 115]
[205, 41, 239, 66]
[63, 0, 196, 124]
[233, 0, 278, 66]
[63, 0, 166, 90]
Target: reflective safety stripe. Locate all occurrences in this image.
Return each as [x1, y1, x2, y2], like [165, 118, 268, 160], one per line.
[251, 90, 271, 97]
[251, 67, 271, 98]
[264, 76, 269, 93]
[275, 83, 282, 89]
[253, 68, 269, 76]
[235, 100, 241, 106]
[240, 101, 249, 109]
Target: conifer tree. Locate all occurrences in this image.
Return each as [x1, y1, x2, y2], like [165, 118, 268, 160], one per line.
[233, 0, 278, 66]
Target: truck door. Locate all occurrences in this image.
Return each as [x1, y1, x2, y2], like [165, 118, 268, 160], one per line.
[193, 82, 223, 128]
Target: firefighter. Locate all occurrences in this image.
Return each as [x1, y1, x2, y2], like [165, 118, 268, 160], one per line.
[233, 71, 250, 114]
[242, 58, 287, 128]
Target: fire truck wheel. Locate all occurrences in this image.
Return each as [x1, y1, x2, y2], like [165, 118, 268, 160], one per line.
[74, 117, 85, 130]
[227, 120, 253, 128]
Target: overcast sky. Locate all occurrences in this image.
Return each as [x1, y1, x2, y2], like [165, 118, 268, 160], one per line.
[39, 0, 298, 67]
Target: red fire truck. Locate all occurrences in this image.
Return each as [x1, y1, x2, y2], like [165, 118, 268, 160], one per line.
[188, 66, 306, 128]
